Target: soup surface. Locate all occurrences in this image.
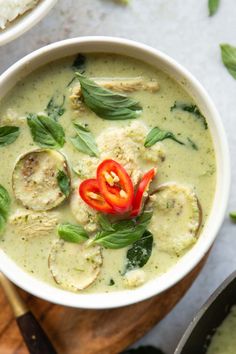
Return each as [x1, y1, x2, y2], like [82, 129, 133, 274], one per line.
[0, 53, 216, 293]
[207, 305, 236, 354]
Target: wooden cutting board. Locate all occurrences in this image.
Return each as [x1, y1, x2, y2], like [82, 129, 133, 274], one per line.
[0, 256, 207, 354]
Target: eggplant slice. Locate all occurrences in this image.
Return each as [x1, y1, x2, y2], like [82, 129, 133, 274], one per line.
[148, 183, 202, 255]
[48, 240, 102, 291]
[12, 149, 70, 211]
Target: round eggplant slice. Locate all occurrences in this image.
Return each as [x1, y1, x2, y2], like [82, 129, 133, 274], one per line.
[12, 149, 70, 211]
[48, 240, 102, 291]
[148, 183, 202, 255]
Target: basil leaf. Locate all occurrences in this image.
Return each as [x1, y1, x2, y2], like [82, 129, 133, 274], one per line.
[46, 96, 65, 121]
[126, 230, 153, 272]
[171, 101, 208, 129]
[220, 44, 236, 80]
[230, 212, 236, 222]
[0, 185, 10, 234]
[57, 170, 70, 197]
[92, 210, 153, 249]
[208, 0, 220, 16]
[70, 123, 99, 157]
[123, 346, 165, 354]
[187, 137, 198, 151]
[98, 214, 114, 232]
[72, 54, 86, 72]
[0, 126, 20, 147]
[76, 72, 142, 120]
[58, 223, 89, 243]
[27, 113, 65, 149]
[144, 126, 184, 147]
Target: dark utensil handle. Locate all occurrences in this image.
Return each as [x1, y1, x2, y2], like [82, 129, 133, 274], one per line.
[16, 311, 57, 354]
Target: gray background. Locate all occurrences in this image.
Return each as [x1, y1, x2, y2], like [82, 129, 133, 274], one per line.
[0, 1, 235, 353]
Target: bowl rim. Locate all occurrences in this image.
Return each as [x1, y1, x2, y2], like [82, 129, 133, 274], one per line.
[0, 0, 57, 46]
[0, 36, 231, 309]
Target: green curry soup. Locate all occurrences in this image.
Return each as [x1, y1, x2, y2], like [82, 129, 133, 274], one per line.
[0, 53, 216, 293]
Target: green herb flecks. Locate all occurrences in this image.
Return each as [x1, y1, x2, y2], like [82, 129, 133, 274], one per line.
[72, 54, 86, 72]
[187, 137, 198, 150]
[71, 123, 99, 157]
[57, 170, 71, 197]
[0, 185, 10, 234]
[171, 101, 208, 129]
[230, 212, 236, 222]
[57, 223, 89, 243]
[90, 210, 153, 249]
[0, 126, 20, 147]
[144, 126, 184, 147]
[220, 44, 236, 80]
[208, 0, 220, 16]
[75, 72, 142, 120]
[46, 95, 65, 121]
[108, 278, 115, 286]
[125, 230, 153, 272]
[27, 113, 65, 149]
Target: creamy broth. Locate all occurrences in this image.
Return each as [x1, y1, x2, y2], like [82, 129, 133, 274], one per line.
[207, 306, 236, 354]
[0, 54, 216, 293]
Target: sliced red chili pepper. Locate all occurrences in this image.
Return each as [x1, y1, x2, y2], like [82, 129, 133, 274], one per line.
[97, 159, 134, 213]
[131, 168, 157, 217]
[79, 179, 115, 214]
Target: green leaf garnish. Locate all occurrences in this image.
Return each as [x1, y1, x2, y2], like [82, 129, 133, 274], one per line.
[220, 44, 236, 80]
[98, 214, 114, 232]
[57, 170, 71, 197]
[125, 230, 153, 272]
[57, 223, 89, 243]
[0, 185, 10, 234]
[27, 113, 65, 149]
[0, 126, 20, 147]
[72, 54, 86, 72]
[91, 210, 153, 249]
[171, 101, 208, 129]
[46, 96, 65, 121]
[208, 0, 220, 16]
[187, 137, 198, 151]
[75, 72, 142, 120]
[70, 123, 99, 157]
[144, 126, 184, 147]
[230, 212, 236, 222]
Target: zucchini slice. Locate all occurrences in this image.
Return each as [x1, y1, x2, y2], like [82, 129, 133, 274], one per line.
[48, 240, 102, 291]
[12, 149, 70, 211]
[148, 183, 202, 255]
[10, 210, 59, 238]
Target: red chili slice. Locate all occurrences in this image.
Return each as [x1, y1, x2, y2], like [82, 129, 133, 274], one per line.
[97, 159, 134, 213]
[131, 168, 157, 217]
[79, 179, 115, 214]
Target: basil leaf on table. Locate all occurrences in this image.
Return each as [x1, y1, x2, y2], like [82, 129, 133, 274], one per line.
[208, 0, 220, 16]
[70, 123, 99, 157]
[91, 210, 153, 249]
[229, 212, 236, 222]
[171, 101, 208, 129]
[0, 126, 20, 147]
[27, 113, 65, 149]
[46, 95, 65, 121]
[75, 72, 142, 120]
[220, 44, 236, 80]
[0, 185, 11, 234]
[144, 126, 184, 147]
[123, 346, 165, 354]
[57, 223, 89, 243]
[57, 170, 71, 197]
[125, 230, 153, 272]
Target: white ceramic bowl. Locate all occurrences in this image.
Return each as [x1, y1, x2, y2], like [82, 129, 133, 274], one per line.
[0, 37, 230, 309]
[0, 0, 57, 46]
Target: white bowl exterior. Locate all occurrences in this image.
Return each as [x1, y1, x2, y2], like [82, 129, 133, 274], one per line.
[0, 0, 57, 46]
[0, 37, 230, 309]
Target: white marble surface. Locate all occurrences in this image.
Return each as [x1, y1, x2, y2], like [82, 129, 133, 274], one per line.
[0, 0, 236, 353]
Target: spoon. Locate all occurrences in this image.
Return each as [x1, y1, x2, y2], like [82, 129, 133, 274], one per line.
[0, 272, 57, 354]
